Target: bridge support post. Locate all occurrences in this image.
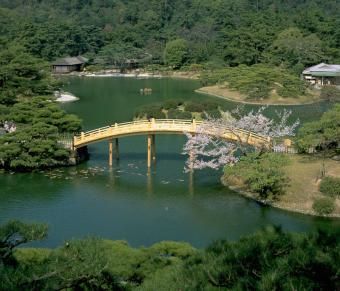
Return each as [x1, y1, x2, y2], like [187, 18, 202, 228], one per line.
[114, 138, 119, 160]
[109, 139, 113, 167]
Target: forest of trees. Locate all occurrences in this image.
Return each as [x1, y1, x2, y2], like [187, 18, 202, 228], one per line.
[0, 0, 339, 70]
[1, 220, 339, 290]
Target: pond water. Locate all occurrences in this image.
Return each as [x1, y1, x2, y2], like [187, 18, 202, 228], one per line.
[0, 77, 339, 248]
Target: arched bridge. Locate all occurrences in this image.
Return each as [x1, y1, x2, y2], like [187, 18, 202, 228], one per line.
[73, 119, 271, 167]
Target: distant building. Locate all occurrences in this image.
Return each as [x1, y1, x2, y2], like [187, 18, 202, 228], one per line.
[52, 56, 88, 74]
[302, 63, 340, 86]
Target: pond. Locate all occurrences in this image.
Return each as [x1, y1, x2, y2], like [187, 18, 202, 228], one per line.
[0, 77, 338, 248]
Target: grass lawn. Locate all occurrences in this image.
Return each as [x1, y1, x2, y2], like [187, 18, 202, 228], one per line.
[278, 155, 340, 216]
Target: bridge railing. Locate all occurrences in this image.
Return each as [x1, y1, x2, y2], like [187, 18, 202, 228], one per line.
[76, 119, 197, 139]
[73, 119, 271, 148]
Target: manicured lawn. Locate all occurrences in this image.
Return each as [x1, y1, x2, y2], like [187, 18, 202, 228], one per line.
[278, 155, 340, 216]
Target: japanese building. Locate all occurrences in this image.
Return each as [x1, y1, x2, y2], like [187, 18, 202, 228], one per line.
[52, 56, 88, 74]
[302, 63, 340, 87]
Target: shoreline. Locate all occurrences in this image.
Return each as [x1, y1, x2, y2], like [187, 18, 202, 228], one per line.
[227, 185, 340, 218]
[62, 69, 200, 80]
[196, 87, 323, 106]
[223, 155, 340, 218]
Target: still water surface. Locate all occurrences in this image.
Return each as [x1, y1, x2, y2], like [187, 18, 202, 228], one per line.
[0, 77, 339, 248]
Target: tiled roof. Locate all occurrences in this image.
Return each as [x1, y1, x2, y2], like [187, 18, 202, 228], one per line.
[303, 63, 340, 74]
[52, 56, 88, 66]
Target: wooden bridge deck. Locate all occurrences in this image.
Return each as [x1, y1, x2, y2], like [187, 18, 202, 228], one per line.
[73, 119, 271, 149]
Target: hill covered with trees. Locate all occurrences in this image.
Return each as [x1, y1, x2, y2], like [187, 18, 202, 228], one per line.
[0, 0, 339, 71]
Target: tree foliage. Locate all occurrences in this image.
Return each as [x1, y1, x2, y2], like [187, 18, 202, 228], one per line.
[164, 39, 189, 69]
[200, 64, 306, 99]
[0, 123, 71, 171]
[320, 86, 340, 101]
[296, 104, 340, 152]
[1, 1, 338, 67]
[320, 176, 340, 198]
[1, 221, 339, 291]
[0, 220, 48, 265]
[312, 197, 335, 215]
[268, 27, 325, 71]
[224, 153, 289, 199]
[4, 97, 82, 132]
[0, 96, 82, 171]
[0, 45, 55, 105]
[150, 227, 340, 290]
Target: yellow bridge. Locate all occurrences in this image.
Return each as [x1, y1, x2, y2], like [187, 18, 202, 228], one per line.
[73, 119, 271, 167]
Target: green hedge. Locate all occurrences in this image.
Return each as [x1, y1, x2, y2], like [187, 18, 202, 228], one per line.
[167, 109, 192, 119]
[313, 197, 335, 215]
[201, 100, 219, 110]
[162, 99, 184, 110]
[134, 104, 165, 119]
[320, 86, 340, 101]
[184, 101, 204, 112]
[320, 176, 340, 197]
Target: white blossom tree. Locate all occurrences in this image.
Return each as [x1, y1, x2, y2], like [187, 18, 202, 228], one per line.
[183, 107, 299, 171]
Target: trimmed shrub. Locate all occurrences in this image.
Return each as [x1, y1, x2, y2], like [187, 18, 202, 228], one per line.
[320, 86, 340, 101]
[146, 110, 165, 119]
[313, 197, 335, 215]
[320, 176, 340, 197]
[247, 81, 271, 100]
[184, 101, 204, 112]
[167, 109, 192, 119]
[199, 64, 305, 99]
[224, 153, 289, 199]
[163, 99, 183, 110]
[134, 104, 163, 119]
[201, 100, 219, 111]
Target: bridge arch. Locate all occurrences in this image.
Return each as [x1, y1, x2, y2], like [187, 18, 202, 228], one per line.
[73, 119, 271, 167]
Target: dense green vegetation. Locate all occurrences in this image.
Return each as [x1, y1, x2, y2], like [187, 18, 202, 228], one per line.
[312, 176, 340, 215]
[223, 153, 289, 199]
[320, 176, 340, 198]
[312, 197, 336, 215]
[1, 0, 339, 67]
[0, 45, 57, 105]
[0, 98, 82, 171]
[0, 123, 70, 170]
[320, 86, 340, 101]
[0, 44, 82, 171]
[296, 104, 340, 153]
[134, 99, 225, 120]
[1, 221, 339, 290]
[200, 64, 307, 99]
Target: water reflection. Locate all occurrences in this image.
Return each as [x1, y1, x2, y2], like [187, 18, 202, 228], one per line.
[147, 168, 153, 196]
[189, 171, 194, 197]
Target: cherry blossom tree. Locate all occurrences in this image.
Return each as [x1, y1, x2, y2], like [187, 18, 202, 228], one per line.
[183, 107, 299, 171]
